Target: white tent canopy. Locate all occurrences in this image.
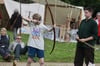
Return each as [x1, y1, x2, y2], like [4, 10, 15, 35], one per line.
[32, 0, 85, 25]
[4, 0, 85, 25]
[4, 0, 45, 23]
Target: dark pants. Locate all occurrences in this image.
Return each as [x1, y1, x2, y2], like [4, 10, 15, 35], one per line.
[14, 44, 27, 60]
[0, 47, 10, 58]
[13, 28, 18, 40]
[74, 47, 94, 66]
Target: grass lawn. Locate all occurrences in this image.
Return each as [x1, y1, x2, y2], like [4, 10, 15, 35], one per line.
[0, 31, 100, 63]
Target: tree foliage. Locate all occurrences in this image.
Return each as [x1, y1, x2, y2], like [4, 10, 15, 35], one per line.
[61, 0, 100, 16]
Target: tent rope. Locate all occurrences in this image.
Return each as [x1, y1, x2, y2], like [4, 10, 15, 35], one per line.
[37, 0, 41, 13]
[54, 0, 57, 24]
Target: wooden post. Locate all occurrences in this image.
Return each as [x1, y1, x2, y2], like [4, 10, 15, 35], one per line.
[44, 4, 47, 25]
[78, 9, 82, 27]
[19, 0, 21, 35]
[59, 25, 66, 42]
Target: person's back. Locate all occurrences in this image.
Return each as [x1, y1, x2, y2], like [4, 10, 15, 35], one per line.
[10, 9, 22, 40]
[10, 12, 22, 28]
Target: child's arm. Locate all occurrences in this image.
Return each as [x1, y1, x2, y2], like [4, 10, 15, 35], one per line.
[47, 24, 56, 32]
[22, 17, 32, 22]
[48, 27, 54, 32]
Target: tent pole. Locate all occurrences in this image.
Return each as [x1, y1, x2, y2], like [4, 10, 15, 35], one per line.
[78, 9, 82, 27]
[19, 0, 21, 14]
[19, 0, 21, 35]
[44, 4, 47, 25]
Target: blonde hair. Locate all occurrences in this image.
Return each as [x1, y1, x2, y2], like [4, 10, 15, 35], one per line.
[32, 13, 41, 21]
[1, 28, 7, 32]
[16, 34, 22, 38]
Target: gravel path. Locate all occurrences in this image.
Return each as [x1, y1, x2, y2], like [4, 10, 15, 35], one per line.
[0, 62, 100, 66]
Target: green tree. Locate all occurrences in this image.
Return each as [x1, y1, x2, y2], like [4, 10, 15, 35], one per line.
[61, 0, 100, 17]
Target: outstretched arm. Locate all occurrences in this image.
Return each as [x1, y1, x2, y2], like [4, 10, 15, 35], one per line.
[22, 17, 32, 22]
[47, 24, 56, 32]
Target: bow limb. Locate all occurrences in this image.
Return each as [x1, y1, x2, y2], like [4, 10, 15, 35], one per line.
[45, 0, 56, 54]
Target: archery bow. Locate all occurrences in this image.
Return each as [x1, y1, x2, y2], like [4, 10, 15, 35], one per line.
[77, 39, 96, 49]
[45, 0, 56, 54]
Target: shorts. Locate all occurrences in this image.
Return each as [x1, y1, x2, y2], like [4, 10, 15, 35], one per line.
[28, 46, 44, 58]
[96, 36, 100, 45]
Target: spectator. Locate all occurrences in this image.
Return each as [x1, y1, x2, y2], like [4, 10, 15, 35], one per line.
[9, 35, 28, 62]
[95, 12, 100, 50]
[0, 28, 13, 62]
[10, 9, 22, 40]
[70, 22, 78, 42]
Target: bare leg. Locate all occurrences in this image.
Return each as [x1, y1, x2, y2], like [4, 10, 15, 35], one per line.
[96, 45, 100, 50]
[26, 57, 33, 66]
[39, 58, 44, 66]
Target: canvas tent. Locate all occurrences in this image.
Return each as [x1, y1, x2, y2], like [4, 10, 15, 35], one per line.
[32, 0, 85, 26]
[2, 0, 84, 27]
[1, 0, 85, 42]
[0, 0, 9, 27]
[4, 0, 45, 23]
[0, 0, 4, 4]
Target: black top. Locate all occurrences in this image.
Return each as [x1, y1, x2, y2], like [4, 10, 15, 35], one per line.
[77, 18, 98, 48]
[10, 12, 22, 28]
[0, 35, 10, 48]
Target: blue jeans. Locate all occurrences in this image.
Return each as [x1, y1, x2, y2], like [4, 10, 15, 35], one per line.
[0, 47, 10, 58]
[14, 44, 28, 60]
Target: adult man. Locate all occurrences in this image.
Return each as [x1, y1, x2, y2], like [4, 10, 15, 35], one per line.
[9, 35, 27, 62]
[74, 7, 98, 66]
[10, 10, 22, 40]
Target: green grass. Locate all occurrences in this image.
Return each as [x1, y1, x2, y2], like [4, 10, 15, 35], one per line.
[44, 41, 76, 62]
[0, 31, 100, 63]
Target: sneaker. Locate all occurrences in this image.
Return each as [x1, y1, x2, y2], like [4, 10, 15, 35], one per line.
[7, 55, 14, 62]
[96, 48, 99, 50]
[4, 55, 14, 62]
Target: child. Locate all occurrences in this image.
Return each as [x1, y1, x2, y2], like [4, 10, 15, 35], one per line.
[0, 28, 13, 62]
[23, 13, 55, 66]
[69, 22, 78, 42]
